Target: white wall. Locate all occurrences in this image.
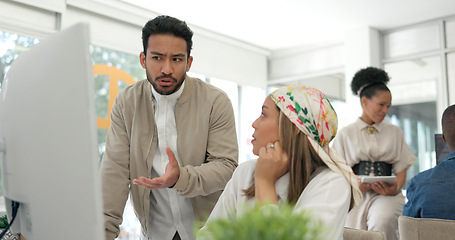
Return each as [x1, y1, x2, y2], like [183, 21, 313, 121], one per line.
[268, 43, 345, 100]
[190, 28, 268, 88]
[0, 0, 269, 89]
[0, 0, 57, 38]
[1, 0, 454, 106]
[342, 27, 381, 123]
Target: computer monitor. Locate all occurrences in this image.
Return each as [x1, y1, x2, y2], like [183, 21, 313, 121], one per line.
[0, 23, 104, 239]
[435, 133, 450, 165]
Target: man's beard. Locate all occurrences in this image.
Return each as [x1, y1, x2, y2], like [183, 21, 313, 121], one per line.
[147, 71, 185, 95]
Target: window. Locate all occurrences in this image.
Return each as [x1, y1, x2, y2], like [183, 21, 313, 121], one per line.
[0, 30, 146, 238]
[383, 23, 440, 59]
[387, 103, 437, 184]
[208, 78, 267, 164]
[0, 30, 40, 215]
[448, 52, 455, 104]
[384, 55, 441, 184]
[0, 31, 40, 90]
[446, 19, 455, 49]
[238, 86, 266, 163]
[381, 18, 455, 187]
[384, 56, 442, 180]
[90, 45, 144, 161]
[385, 57, 440, 103]
[209, 77, 239, 131]
[90, 45, 144, 239]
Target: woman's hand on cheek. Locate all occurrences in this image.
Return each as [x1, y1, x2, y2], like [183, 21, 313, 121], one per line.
[255, 141, 289, 185]
[254, 141, 289, 204]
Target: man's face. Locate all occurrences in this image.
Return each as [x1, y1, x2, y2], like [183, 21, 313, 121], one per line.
[140, 34, 193, 95]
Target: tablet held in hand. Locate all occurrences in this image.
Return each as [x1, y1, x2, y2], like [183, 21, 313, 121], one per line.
[359, 176, 396, 184]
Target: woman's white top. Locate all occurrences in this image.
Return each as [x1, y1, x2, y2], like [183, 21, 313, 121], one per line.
[332, 118, 416, 173]
[203, 159, 351, 240]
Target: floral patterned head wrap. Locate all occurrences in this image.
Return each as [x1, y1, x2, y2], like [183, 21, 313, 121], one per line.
[270, 85, 362, 207]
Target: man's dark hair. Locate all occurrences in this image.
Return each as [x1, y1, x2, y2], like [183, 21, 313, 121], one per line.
[142, 15, 193, 57]
[442, 104, 455, 151]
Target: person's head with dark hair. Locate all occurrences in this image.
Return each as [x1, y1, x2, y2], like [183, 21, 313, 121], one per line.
[142, 15, 193, 57]
[442, 104, 455, 152]
[351, 67, 390, 99]
[351, 67, 392, 125]
[139, 15, 194, 95]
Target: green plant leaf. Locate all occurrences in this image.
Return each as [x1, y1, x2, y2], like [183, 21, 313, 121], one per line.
[196, 203, 326, 240]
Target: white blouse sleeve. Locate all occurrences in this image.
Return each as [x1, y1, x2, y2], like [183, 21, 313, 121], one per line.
[201, 160, 256, 226]
[331, 130, 347, 160]
[391, 127, 417, 173]
[331, 127, 360, 167]
[293, 169, 351, 240]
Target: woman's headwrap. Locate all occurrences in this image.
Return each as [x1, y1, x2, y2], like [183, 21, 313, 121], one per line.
[270, 85, 362, 207]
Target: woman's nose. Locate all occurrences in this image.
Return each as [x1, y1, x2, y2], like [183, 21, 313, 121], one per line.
[252, 118, 259, 128]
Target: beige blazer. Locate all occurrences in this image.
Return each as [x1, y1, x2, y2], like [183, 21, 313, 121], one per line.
[100, 76, 238, 239]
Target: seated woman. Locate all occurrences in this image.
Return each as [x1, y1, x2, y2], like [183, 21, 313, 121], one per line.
[201, 85, 362, 239]
[332, 67, 416, 240]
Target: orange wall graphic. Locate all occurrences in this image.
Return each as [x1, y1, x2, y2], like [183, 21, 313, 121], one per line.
[93, 64, 136, 130]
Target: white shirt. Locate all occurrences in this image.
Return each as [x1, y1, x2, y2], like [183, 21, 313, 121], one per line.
[145, 81, 195, 240]
[332, 118, 416, 174]
[202, 159, 351, 240]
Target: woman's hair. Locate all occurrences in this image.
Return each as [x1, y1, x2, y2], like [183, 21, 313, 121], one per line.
[242, 111, 326, 204]
[351, 67, 390, 100]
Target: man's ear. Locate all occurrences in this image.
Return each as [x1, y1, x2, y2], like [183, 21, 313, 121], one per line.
[139, 52, 146, 69]
[442, 133, 447, 143]
[186, 56, 193, 72]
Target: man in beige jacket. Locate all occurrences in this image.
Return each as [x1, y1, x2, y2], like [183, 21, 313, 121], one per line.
[100, 15, 238, 240]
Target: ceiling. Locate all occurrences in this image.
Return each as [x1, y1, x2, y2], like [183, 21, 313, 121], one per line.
[124, 0, 455, 51]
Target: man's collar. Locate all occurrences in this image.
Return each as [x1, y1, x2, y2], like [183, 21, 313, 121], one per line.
[151, 79, 185, 102]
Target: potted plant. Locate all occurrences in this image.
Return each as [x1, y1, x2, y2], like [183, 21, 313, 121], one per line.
[196, 203, 326, 240]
